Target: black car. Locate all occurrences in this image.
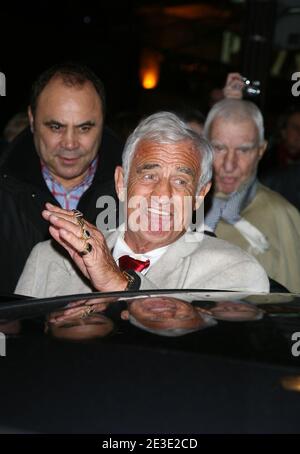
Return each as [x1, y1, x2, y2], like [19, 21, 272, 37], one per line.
[1, 290, 300, 434]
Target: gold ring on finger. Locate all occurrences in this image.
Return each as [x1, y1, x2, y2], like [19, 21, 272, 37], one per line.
[80, 241, 93, 256]
[72, 209, 83, 219]
[81, 306, 94, 318]
[81, 228, 91, 240]
[72, 209, 85, 227]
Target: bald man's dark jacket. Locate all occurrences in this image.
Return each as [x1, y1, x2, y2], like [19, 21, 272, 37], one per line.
[0, 126, 122, 294]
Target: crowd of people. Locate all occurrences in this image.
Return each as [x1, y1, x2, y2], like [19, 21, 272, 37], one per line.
[1, 62, 300, 337]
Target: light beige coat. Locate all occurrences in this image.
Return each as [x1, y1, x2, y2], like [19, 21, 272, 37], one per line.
[16, 227, 269, 298]
[215, 184, 300, 292]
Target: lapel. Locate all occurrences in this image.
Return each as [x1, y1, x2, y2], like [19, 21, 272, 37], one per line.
[49, 241, 87, 280]
[58, 250, 93, 292]
[146, 232, 200, 287]
[104, 227, 123, 251]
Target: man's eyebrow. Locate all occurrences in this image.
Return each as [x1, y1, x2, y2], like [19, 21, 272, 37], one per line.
[86, 321, 108, 326]
[44, 120, 65, 127]
[60, 320, 107, 328]
[210, 139, 224, 145]
[43, 120, 96, 127]
[76, 121, 96, 128]
[211, 140, 256, 149]
[136, 163, 161, 173]
[176, 166, 195, 176]
[235, 142, 257, 149]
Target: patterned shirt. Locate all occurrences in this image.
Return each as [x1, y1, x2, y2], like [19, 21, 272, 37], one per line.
[41, 156, 98, 210]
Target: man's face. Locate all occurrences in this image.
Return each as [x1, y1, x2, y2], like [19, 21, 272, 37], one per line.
[210, 117, 266, 194]
[210, 300, 261, 321]
[48, 314, 114, 340]
[115, 140, 210, 252]
[28, 76, 103, 189]
[283, 112, 300, 157]
[122, 297, 206, 331]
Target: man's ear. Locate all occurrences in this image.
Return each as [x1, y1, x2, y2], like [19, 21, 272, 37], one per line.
[121, 310, 129, 320]
[28, 106, 34, 133]
[114, 166, 126, 202]
[194, 181, 211, 210]
[258, 141, 267, 160]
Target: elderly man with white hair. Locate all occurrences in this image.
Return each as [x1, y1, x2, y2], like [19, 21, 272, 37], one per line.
[16, 111, 269, 298]
[204, 99, 300, 293]
[120, 296, 217, 337]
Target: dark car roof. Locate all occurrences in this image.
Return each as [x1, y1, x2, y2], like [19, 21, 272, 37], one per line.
[1, 290, 300, 434]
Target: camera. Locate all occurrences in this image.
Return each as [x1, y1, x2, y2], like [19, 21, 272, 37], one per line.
[242, 77, 260, 97]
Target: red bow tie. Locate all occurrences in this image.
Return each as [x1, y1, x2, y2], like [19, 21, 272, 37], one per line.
[119, 255, 150, 272]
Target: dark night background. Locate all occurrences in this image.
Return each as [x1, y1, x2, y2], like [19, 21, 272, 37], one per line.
[1, 2, 300, 435]
[1, 0, 300, 133]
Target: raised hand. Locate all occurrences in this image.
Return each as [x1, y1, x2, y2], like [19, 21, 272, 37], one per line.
[223, 72, 245, 99]
[42, 203, 128, 292]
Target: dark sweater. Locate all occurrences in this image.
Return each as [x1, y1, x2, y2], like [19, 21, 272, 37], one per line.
[0, 126, 122, 293]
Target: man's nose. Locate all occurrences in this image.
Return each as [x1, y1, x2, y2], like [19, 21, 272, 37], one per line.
[222, 149, 238, 172]
[152, 178, 172, 199]
[61, 129, 79, 150]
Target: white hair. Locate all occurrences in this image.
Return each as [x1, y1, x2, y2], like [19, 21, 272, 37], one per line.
[128, 313, 217, 337]
[122, 111, 213, 192]
[203, 99, 265, 145]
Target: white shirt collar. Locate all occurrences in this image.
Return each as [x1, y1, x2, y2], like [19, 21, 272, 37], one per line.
[112, 231, 169, 274]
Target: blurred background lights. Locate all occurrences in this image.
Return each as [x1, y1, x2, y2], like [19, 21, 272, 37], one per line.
[140, 48, 162, 90]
